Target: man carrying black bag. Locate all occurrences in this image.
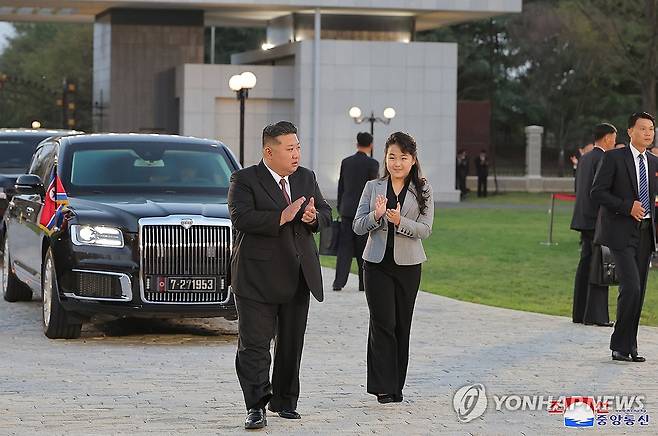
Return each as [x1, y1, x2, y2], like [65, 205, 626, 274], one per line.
[591, 112, 658, 363]
[332, 132, 379, 292]
[570, 123, 616, 327]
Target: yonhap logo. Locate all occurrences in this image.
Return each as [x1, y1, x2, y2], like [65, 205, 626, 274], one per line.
[453, 384, 488, 423]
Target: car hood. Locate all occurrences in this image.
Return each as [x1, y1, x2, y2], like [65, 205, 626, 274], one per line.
[67, 194, 230, 233]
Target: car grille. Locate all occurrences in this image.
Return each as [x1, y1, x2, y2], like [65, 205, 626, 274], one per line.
[141, 224, 231, 304]
[74, 271, 124, 299]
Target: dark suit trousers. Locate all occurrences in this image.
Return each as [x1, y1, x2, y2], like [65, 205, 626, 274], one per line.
[572, 230, 610, 324]
[234, 271, 310, 411]
[363, 253, 421, 396]
[610, 222, 653, 356]
[477, 175, 487, 197]
[333, 217, 367, 291]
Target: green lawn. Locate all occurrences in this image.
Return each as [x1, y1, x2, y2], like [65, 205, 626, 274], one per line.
[320, 192, 658, 326]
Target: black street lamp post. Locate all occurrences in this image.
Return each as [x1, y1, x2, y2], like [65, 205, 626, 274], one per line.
[229, 71, 257, 166]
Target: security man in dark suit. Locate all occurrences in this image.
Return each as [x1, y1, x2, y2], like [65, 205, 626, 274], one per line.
[570, 123, 617, 326]
[228, 121, 332, 428]
[591, 112, 658, 363]
[333, 132, 379, 292]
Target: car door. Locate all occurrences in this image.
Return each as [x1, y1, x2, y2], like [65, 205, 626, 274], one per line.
[10, 142, 54, 286]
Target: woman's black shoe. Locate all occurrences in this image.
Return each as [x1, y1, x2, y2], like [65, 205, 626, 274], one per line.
[377, 394, 396, 404]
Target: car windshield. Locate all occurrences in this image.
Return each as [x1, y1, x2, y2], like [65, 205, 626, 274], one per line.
[62, 141, 236, 196]
[0, 136, 46, 171]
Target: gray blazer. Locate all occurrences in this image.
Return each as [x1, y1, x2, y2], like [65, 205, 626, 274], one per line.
[353, 178, 434, 265]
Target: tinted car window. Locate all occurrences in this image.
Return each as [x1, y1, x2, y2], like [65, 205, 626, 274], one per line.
[29, 142, 55, 181]
[61, 142, 234, 195]
[0, 137, 44, 171]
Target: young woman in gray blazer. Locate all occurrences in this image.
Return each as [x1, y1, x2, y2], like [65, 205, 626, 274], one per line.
[353, 132, 434, 404]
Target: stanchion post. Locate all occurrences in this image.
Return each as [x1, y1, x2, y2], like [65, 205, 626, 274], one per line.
[541, 193, 558, 246]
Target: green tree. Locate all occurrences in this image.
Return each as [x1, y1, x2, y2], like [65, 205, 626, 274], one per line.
[565, 0, 658, 115]
[0, 23, 93, 131]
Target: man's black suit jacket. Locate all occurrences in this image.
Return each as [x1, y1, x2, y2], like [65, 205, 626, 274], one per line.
[337, 151, 379, 218]
[474, 157, 489, 178]
[571, 147, 605, 231]
[591, 146, 658, 251]
[228, 161, 332, 303]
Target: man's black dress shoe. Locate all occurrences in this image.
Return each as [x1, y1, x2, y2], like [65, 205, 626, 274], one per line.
[244, 408, 266, 429]
[631, 354, 646, 362]
[584, 321, 614, 327]
[611, 351, 632, 362]
[267, 405, 301, 419]
[277, 410, 301, 419]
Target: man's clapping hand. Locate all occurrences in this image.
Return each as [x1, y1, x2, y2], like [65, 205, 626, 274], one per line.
[302, 197, 317, 223]
[280, 196, 306, 226]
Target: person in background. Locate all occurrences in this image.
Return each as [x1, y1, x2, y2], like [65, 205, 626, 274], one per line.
[333, 132, 379, 292]
[570, 123, 617, 327]
[456, 150, 469, 199]
[474, 149, 489, 197]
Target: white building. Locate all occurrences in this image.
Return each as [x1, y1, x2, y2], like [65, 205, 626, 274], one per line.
[0, 1, 522, 201]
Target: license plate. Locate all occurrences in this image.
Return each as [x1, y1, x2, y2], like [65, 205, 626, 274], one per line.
[167, 277, 216, 292]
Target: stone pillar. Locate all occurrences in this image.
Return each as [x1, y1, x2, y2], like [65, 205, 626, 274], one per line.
[93, 9, 204, 133]
[525, 125, 544, 192]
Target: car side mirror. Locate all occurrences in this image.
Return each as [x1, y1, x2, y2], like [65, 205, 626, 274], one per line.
[15, 174, 45, 196]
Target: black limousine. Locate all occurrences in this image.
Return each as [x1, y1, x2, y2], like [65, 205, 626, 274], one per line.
[2, 134, 239, 338]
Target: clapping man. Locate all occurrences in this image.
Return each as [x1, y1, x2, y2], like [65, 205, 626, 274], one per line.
[228, 121, 331, 428]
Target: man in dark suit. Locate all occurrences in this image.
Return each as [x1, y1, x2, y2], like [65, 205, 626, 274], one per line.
[591, 112, 658, 363]
[474, 149, 489, 197]
[570, 123, 617, 327]
[228, 121, 332, 429]
[456, 150, 469, 199]
[332, 132, 379, 292]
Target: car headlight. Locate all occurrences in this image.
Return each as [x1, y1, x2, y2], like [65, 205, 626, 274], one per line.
[71, 225, 124, 248]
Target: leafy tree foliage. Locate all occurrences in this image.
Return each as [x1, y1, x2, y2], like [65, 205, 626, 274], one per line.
[0, 23, 92, 131]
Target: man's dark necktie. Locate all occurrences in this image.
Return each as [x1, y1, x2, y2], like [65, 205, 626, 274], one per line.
[639, 154, 651, 217]
[279, 178, 291, 205]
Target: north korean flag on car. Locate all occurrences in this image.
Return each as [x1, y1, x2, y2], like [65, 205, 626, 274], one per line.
[38, 167, 68, 235]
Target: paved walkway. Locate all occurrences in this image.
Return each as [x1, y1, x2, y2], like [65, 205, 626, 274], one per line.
[1, 267, 657, 434]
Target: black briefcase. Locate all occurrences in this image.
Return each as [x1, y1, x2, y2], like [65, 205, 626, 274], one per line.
[319, 219, 340, 256]
[590, 244, 619, 286]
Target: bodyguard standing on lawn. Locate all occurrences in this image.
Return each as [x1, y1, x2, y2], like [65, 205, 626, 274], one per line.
[570, 123, 617, 327]
[228, 121, 332, 429]
[332, 132, 379, 292]
[353, 132, 434, 403]
[591, 112, 658, 363]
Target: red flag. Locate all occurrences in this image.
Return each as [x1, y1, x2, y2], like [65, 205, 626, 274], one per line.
[38, 167, 68, 234]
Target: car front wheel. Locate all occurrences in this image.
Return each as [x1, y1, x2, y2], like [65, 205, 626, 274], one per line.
[2, 238, 33, 302]
[42, 248, 81, 339]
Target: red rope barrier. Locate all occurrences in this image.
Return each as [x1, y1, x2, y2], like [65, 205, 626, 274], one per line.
[552, 193, 576, 201]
